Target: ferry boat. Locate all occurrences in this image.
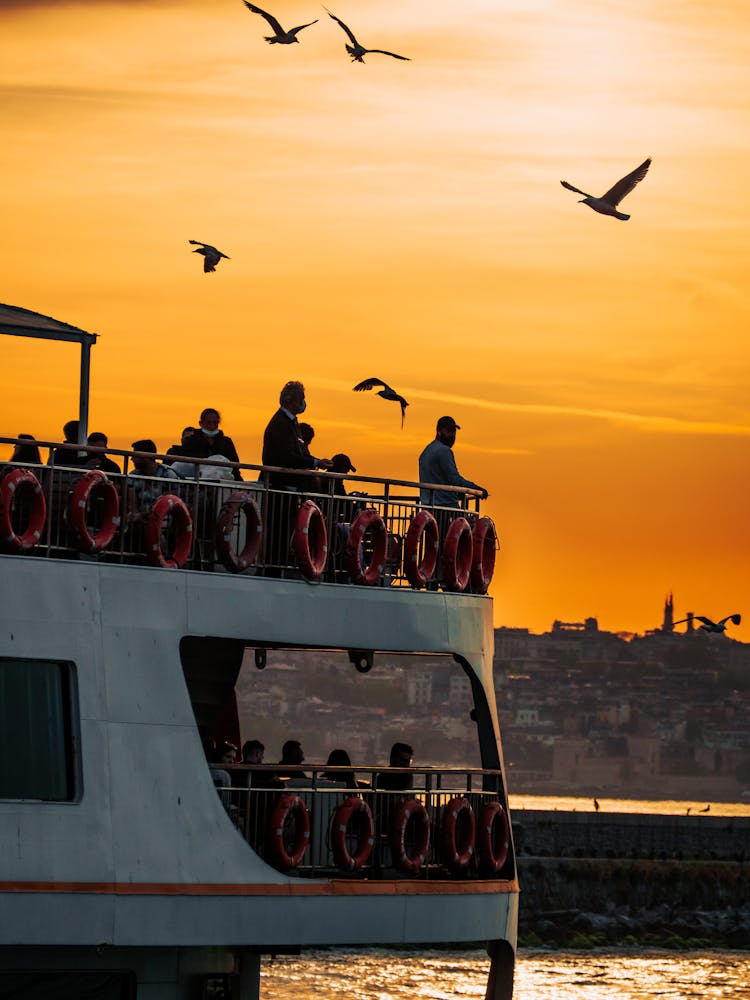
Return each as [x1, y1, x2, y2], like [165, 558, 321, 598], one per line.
[0, 304, 517, 1000]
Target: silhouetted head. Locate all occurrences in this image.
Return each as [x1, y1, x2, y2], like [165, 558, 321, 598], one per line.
[242, 739, 264, 764]
[12, 434, 42, 465]
[63, 419, 80, 443]
[280, 381, 306, 415]
[389, 742, 413, 767]
[199, 408, 221, 436]
[280, 739, 304, 765]
[298, 422, 314, 446]
[436, 415, 460, 447]
[331, 453, 356, 474]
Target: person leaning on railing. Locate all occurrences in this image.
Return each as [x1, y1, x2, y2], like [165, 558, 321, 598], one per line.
[181, 408, 243, 482]
[126, 439, 180, 526]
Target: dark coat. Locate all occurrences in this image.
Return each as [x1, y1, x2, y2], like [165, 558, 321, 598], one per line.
[262, 409, 315, 490]
[181, 429, 242, 481]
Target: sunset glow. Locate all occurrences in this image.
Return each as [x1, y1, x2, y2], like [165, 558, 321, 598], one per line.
[1, 0, 748, 639]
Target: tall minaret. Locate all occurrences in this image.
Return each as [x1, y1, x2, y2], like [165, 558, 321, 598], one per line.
[662, 592, 674, 633]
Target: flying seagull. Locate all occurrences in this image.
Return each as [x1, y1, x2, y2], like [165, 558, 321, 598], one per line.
[243, 2, 317, 44]
[560, 157, 651, 221]
[188, 240, 230, 273]
[352, 378, 409, 428]
[324, 7, 410, 63]
[672, 614, 741, 633]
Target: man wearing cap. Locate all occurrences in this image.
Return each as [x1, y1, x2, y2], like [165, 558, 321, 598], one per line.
[418, 416, 487, 509]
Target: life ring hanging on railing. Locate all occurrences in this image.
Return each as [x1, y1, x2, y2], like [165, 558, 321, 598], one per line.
[215, 493, 262, 573]
[471, 517, 498, 594]
[477, 801, 510, 874]
[441, 517, 472, 593]
[330, 795, 375, 871]
[440, 796, 476, 873]
[0, 468, 46, 555]
[67, 470, 120, 555]
[267, 792, 311, 870]
[390, 797, 431, 874]
[145, 493, 192, 569]
[294, 499, 328, 580]
[403, 510, 439, 589]
[344, 507, 387, 586]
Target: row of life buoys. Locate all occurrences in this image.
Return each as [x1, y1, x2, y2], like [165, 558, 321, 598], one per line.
[0, 468, 193, 568]
[0, 470, 497, 590]
[264, 791, 510, 876]
[403, 512, 498, 594]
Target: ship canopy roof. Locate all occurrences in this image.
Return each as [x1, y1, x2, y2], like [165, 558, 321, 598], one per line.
[0, 302, 97, 345]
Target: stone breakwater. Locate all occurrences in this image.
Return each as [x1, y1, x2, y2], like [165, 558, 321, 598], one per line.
[512, 811, 750, 947]
[513, 809, 750, 861]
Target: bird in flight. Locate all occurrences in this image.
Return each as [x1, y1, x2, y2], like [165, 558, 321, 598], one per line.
[324, 7, 410, 63]
[560, 157, 651, 221]
[352, 378, 409, 428]
[672, 614, 741, 633]
[243, 2, 317, 44]
[189, 241, 230, 273]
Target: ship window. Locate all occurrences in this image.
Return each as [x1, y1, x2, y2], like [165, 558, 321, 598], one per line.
[0, 658, 77, 801]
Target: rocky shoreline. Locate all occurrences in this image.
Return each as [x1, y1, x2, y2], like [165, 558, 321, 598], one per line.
[517, 857, 750, 949]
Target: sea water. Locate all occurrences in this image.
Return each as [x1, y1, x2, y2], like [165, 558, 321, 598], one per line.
[260, 947, 750, 998]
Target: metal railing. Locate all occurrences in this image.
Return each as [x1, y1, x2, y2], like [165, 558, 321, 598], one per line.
[213, 764, 514, 881]
[0, 437, 490, 593]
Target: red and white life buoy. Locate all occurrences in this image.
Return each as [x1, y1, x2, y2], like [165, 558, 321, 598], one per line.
[145, 493, 192, 569]
[390, 797, 431, 874]
[440, 796, 476, 873]
[441, 517, 472, 593]
[67, 470, 120, 554]
[0, 468, 46, 555]
[294, 499, 328, 580]
[344, 507, 387, 586]
[477, 801, 510, 874]
[268, 792, 310, 870]
[471, 517, 497, 594]
[331, 795, 375, 871]
[403, 510, 439, 589]
[215, 493, 262, 573]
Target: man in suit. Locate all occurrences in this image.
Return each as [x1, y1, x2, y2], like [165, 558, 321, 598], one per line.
[261, 381, 332, 570]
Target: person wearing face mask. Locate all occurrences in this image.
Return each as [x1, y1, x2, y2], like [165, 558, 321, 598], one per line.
[261, 381, 332, 572]
[182, 408, 242, 482]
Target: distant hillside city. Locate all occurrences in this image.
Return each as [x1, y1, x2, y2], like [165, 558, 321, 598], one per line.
[236, 595, 750, 802]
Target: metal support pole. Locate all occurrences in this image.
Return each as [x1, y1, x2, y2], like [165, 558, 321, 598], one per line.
[78, 340, 92, 444]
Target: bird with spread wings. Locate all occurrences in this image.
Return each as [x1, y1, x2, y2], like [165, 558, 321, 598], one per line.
[243, 2, 318, 44]
[324, 7, 410, 63]
[561, 158, 651, 221]
[353, 378, 409, 428]
[188, 240, 230, 273]
[672, 614, 741, 633]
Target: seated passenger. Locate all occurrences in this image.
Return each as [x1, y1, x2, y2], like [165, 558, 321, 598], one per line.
[47, 419, 87, 468]
[126, 439, 180, 525]
[164, 426, 197, 464]
[376, 742, 414, 791]
[322, 748, 358, 789]
[273, 739, 309, 782]
[84, 432, 121, 475]
[4, 434, 42, 470]
[241, 739, 281, 788]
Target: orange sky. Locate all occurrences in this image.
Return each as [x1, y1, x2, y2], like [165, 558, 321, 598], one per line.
[1, 0, 748, 640]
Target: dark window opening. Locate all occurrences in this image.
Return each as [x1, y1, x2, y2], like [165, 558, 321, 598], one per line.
[0, 658, 77, 801]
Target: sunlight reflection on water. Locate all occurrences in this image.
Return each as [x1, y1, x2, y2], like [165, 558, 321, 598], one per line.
[508, 795, 750, 817]
[260, 949, 750, 999]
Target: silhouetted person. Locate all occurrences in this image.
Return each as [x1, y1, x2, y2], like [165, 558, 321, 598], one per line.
[5, 434, 42, 468]
[377, 742, 414, 792]
[164, 426, 197, 464]
[182, 408, 242, 481]
[418, 416, 486, 509]
[322, 748, 358, 789]
[84, 432, 121, 475]
[261, 382, 332, 569]
[47, 419, 87, 467]
[274, 739, 308, 781]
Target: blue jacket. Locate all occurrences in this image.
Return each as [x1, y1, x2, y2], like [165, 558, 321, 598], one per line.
[418, 439, 481, 507]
